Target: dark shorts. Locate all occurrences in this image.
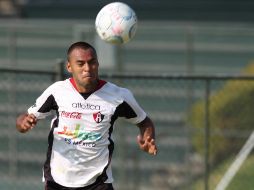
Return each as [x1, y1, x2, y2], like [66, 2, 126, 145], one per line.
[45, 180, 114, 190]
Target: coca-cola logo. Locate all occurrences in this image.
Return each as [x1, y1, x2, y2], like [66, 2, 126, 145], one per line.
[61, 111, 82, 119]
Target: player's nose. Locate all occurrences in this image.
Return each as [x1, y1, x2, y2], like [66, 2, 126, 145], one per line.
[83, 62, 91, 71]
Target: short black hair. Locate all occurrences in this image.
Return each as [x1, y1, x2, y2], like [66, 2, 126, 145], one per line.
[67, 41, 97, 61]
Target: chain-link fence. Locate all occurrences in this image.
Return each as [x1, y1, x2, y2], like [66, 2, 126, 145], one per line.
[1, 19, 254, 75]
[1, 66, 254, 190]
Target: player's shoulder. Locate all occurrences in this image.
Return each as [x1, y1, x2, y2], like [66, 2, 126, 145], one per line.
[104, 81, 133, 96]
[45, 79, 70, 91]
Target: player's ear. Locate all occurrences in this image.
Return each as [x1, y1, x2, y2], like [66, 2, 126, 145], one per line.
[66, 62, 72, 73]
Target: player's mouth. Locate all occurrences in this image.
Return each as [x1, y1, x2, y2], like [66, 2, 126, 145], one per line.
[81, 74, 94, 79]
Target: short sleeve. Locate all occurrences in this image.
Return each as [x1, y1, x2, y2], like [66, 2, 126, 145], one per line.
[28, 85, 58, 119]
[118, 88, 146, 124]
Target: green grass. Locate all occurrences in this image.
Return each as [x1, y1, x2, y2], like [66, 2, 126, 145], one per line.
[192, 154, 254, 190]
[227, 154, 254, 190]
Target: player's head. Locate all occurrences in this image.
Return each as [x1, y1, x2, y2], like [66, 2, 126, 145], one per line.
[67, 41, 97, 62]
[66, 41, 99, 93]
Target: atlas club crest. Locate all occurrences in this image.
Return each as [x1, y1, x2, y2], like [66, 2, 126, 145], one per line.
[93, 112, 105, 123]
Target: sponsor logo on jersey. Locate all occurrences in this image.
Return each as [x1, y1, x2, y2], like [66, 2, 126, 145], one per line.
[57, 124, 102, 147]
[61, 111, 82, 119]
[93, 112, 105, 123]
[64, 138, 96, 147]
[72, 103, 100, 110]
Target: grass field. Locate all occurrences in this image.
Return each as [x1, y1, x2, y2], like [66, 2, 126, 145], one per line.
[192, 154, 254, 190]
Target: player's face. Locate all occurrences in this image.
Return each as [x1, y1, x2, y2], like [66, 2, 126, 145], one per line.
[67, 48, 99, 93]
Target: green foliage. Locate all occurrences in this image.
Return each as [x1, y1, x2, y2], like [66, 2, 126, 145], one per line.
[188, 63, 254, 164]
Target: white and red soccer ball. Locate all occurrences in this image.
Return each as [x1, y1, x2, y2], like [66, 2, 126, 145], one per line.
[95, 2, 138, 45]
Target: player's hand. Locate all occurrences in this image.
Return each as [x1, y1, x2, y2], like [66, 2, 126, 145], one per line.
[16, 114, 37, 133]
[137, 135, 157, 155]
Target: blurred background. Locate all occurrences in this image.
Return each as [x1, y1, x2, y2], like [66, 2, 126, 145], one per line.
[1, 0, 254, 190]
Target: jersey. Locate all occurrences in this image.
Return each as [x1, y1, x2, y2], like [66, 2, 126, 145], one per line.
[27, 78, 146, 188]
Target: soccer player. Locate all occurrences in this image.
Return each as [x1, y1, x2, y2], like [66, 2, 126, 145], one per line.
[16, 41, 157, 190]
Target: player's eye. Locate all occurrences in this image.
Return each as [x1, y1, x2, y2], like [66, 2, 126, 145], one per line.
[76, 61, 84, 66]
[88, 59, 97, 65]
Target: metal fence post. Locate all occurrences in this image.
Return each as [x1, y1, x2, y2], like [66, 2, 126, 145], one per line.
[204, 79, 211, 190]
[55, 59, 65, 81]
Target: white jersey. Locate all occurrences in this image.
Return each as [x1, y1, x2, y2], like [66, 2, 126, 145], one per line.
[28, 78, 146, 188]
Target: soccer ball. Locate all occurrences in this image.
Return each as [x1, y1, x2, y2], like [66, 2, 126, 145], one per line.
[95, 2, 138, 45]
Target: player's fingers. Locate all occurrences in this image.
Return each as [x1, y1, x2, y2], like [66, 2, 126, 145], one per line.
[137, 136, 158, 154]
[149, 138, 155, 145]
[20, 125, 30, 133]
[137, 138, 147, 151]
[30, 114, 36, 119]
[24, 120, 32, 127]
[144, 137, 157, 155]
[139, 140, 149, 151]
[145, 136, 151, 142]
[22, 124, 32, 131]
[144, 137, 156, 148]
[137, 135, 145, 145]
[22, 119, 35, 130]
[152, 147, 158, 155]
[149, 144, 158, 155]
[27, 115, 37, 124]
[143, 136, 153, 147]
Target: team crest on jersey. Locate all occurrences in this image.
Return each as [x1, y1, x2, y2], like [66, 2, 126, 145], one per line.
[93, 112, 105, 123]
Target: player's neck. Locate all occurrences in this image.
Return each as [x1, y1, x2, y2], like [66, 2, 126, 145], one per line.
[77, 82, 98, 93]
[70, 78, 105, 94]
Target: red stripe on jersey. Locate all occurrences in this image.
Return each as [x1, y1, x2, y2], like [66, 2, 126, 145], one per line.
[96, 80, 107, 91]
[69, 78, 106, 93]
[70, 78, 78, 91]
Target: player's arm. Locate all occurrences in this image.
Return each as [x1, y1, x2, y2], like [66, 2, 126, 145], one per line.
[136, 116, 157, 155]
[16, 113, 37, 133]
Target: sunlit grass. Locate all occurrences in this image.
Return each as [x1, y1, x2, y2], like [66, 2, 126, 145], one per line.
[192, 154, 254, 190]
